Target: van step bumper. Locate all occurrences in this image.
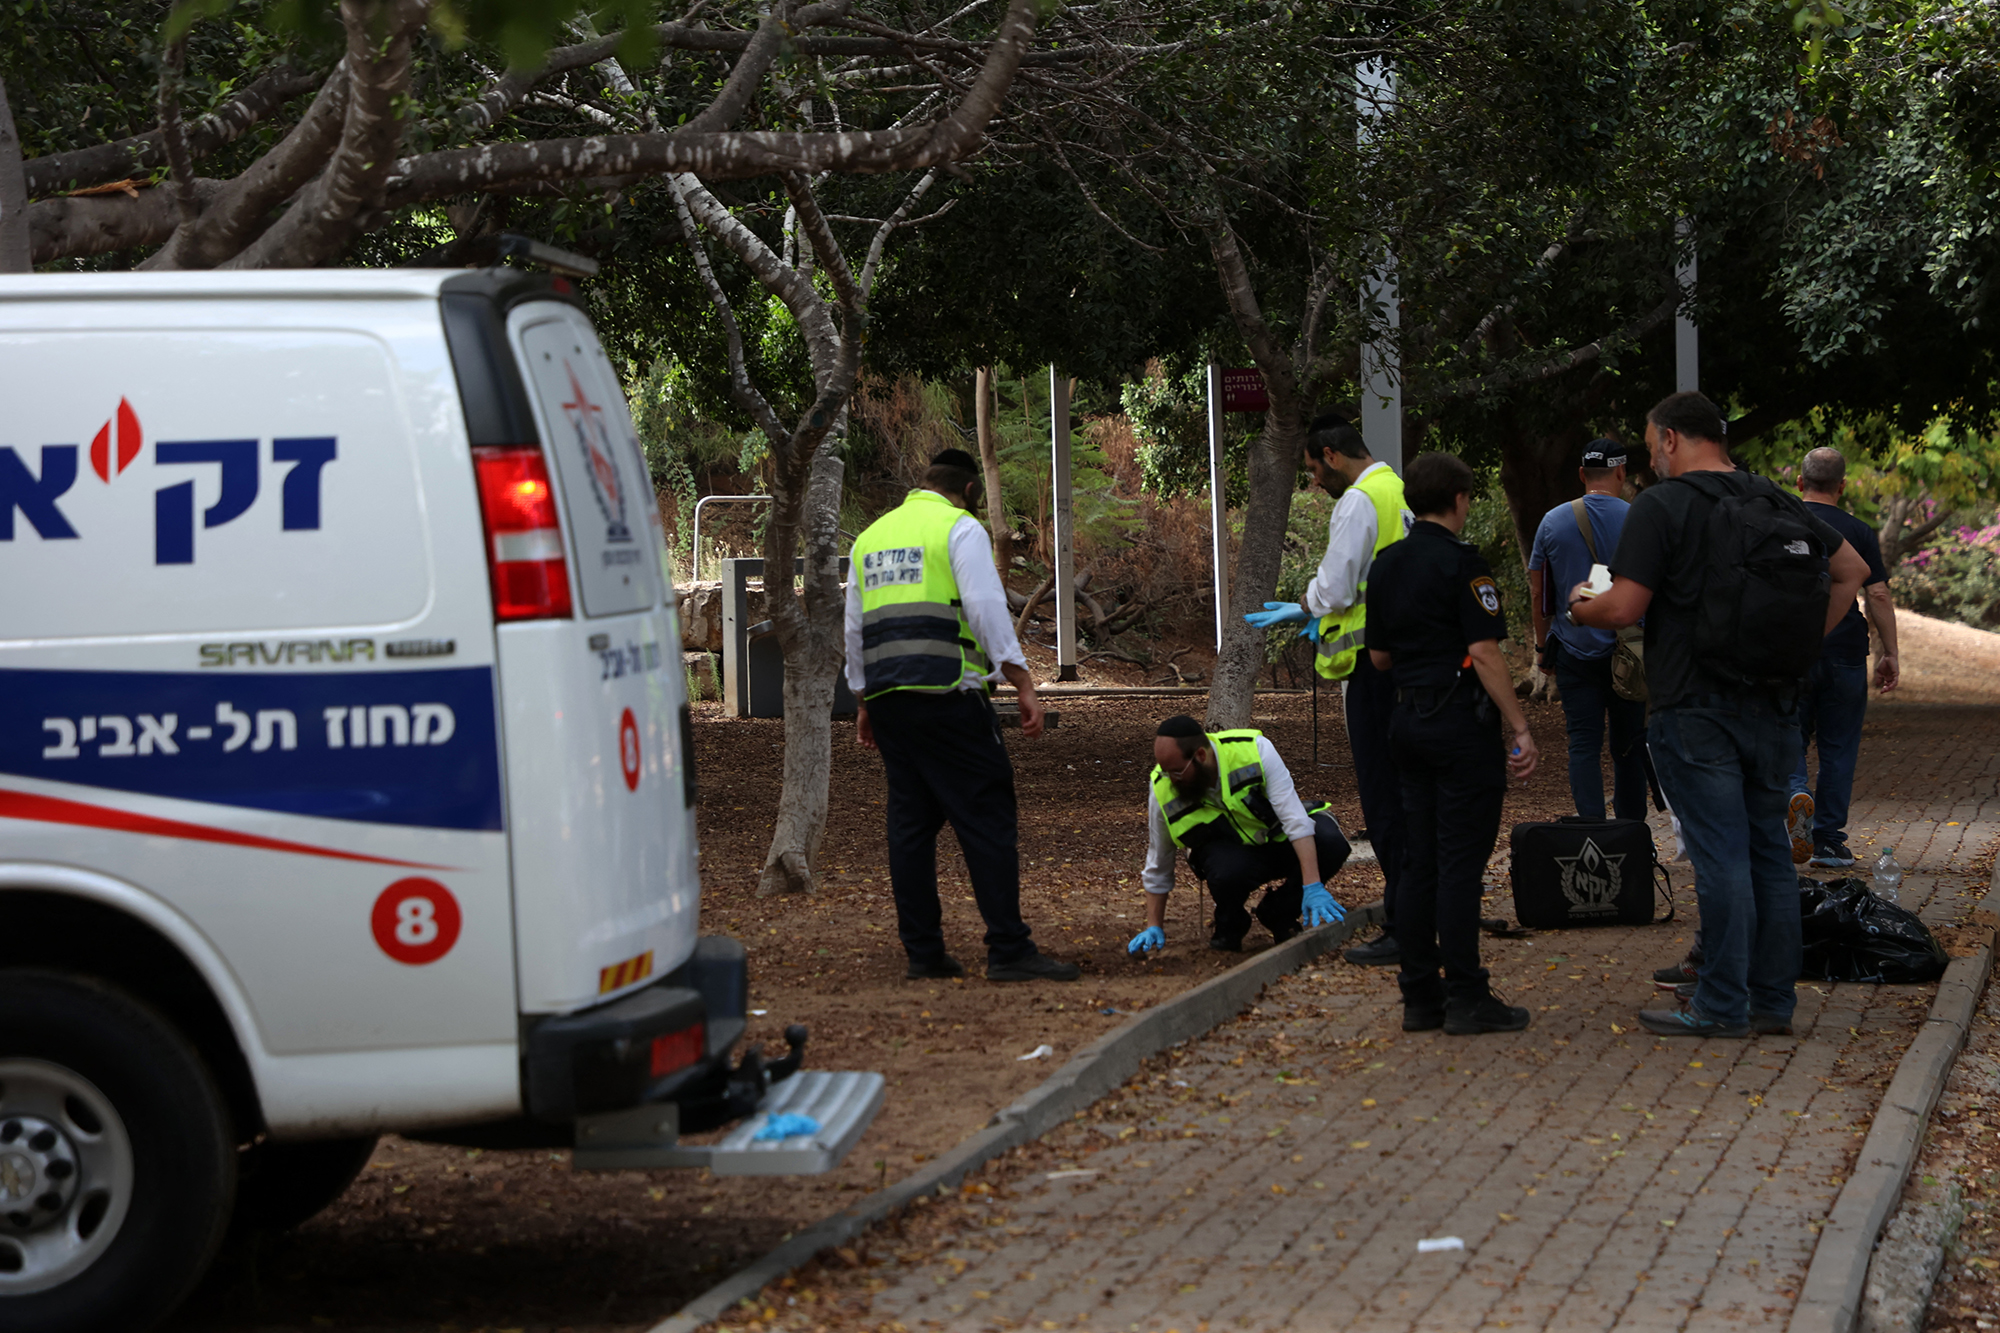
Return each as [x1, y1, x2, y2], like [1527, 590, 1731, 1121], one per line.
[571, 1070, 884, 1175]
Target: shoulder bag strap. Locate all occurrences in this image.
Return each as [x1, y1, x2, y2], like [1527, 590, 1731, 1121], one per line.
[1570, 497, 1599, 562]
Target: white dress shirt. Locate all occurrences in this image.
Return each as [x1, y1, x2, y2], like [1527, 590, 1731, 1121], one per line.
[844, 504, 1028, 696]
[1141, 735, 1314, 896]
[1305, 461, 1404, 618]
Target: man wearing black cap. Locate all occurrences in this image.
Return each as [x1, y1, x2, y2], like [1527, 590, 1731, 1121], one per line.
[1527, 439, 1649, 821]
[845, 449, 1080, 984]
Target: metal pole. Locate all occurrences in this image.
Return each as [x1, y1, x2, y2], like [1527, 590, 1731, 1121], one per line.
[1050, 366, 1079, 682]
[689, 494, 773, 581]
[1675, 219, 1699, 394]
[1206, 362, 1229, 652]
[1358, 60, 1402, 473]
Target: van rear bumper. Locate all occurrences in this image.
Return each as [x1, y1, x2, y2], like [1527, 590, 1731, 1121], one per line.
[523, 936, 747, 1120]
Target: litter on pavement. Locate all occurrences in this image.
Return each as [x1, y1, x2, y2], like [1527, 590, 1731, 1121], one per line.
[1416, 1237, 1466, 1253]
[1017, 1044, 1055, 1060]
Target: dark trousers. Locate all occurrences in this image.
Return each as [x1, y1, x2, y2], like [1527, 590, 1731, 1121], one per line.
[868, 689, 1035, 966]
[1548, 638, 1650, 821]
[1650, 696, 1801, 1027]
[1344, 651, 1407, 934]
[1188, 810, 1351, 941]
[1789, 656, 1869, 853]
[1390, 691, 1506, 1009]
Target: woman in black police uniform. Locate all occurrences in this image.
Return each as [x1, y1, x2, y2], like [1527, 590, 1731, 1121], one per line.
[1364, 452, 1541, 1035]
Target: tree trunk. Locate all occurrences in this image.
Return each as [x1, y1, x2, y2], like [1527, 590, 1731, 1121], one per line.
[1495, 414, 1589, 559]
[975, 365, 1012, 569]
[0, 77, 30, 273]
[758, 444, 847, 897]
[1208, 411, 1304, 727]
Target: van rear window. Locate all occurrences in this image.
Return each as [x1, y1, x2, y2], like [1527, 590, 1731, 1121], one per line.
[0, 330, 430, 639]
[513, 314, 662, 618]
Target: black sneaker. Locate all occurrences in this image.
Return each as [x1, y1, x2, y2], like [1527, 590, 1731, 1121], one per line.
[1255, 905, 1302, 946]
[906, 955, 966, 980]
[1208, 935, 1244, 953]
[1751, 1013, 1796, 1036]
[1444, 995, 1531, 1035]
[1403, 1006, 1445, 1032]
[1652, 957, 1699, 987]
[987, 952, 1081, 983]
[1808, 845, 1857, 869]
[1344, 932, 1401, 966]
[1638, 1007, 1748, 1038]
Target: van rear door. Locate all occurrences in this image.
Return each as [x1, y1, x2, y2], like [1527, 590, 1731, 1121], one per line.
[481, 294, 698, 1016]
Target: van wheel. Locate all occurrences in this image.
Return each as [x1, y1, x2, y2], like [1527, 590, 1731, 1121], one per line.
[0, 971, 235, 1333]
[234, 1134, 379, 1233]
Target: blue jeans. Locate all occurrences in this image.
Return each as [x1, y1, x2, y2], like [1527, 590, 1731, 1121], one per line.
[1549, 639, 1650, 821]
[1789, 657, 1868, 853]
[1649, 697, 1802, 1026]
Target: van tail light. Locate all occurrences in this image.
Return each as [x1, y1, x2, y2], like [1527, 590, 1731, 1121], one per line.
[473, 446, 572, 620]
[649, 1022, 706, 1079]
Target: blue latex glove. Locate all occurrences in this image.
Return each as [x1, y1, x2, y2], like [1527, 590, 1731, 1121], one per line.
[754, 1113, 821, 1141]
[1244, 601, 1309, 630]
[1301, 882, 1345, 928]
[1127, 925, 1166, 956]
[1303, 612, 1327, 644]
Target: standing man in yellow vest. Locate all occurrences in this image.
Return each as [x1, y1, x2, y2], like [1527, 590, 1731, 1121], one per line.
[1244, 415, 1411, 968]
[1126, 716, 1351, 955]
[845, 449, 1080, 984]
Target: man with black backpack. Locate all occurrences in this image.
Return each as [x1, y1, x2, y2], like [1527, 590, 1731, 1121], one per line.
[1569, 392, 1870, 1039]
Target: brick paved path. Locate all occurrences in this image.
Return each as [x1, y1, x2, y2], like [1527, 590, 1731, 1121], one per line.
[762, 703, 2000, 1333]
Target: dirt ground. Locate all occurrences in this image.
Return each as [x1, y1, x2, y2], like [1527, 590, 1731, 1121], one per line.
[169, 663, 1586, 1333]
[1885, 610, 2000, 705]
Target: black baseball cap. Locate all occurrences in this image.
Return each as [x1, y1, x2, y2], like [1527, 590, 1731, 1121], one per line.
[1581, 438, 1628, 469]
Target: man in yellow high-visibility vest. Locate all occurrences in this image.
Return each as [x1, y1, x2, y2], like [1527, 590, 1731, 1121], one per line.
[844, 448, 1080, 985]
[1245, 415, 1411, 968]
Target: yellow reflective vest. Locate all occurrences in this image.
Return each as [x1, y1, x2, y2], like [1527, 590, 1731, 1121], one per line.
[1315, 465, 1412, 680]
[851, 489, 992, 698]
[1149, 729, 1280, 848]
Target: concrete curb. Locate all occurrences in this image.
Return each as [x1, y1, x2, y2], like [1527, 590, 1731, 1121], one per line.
[643, 902, 1386, 1333]
[1788, 877, 1999, 1333]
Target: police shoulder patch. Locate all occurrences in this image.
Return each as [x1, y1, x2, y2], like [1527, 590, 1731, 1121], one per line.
[1471, 576, 1502, 616]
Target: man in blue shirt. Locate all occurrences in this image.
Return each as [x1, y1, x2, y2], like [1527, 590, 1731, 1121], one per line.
[1790, 447, 1899, 867]
[1528, 439, 1648, 820]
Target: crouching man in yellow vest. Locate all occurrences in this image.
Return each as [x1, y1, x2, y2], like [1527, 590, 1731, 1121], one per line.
[845, 448, 1080, 984]
[1127, 715, 1352, 955]
[1245, 415, 1411, 969]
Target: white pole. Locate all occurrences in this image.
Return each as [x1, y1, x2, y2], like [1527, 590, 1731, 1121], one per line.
[1049, 366, 1079, 681]
[1206, 362, 1229, 652]
[1358, 60, 1402, 473]
[1675, 219, 1699, 394]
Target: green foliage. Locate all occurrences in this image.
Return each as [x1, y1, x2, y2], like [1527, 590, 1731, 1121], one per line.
[1263, 486, 1334, 663]
[1119, 359, 1251, 506]
[626, 357, 747, 573]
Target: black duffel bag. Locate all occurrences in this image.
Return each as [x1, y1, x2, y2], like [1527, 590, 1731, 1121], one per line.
[1799, 877, 1949, 983]
[1509, 816, 1673, 929]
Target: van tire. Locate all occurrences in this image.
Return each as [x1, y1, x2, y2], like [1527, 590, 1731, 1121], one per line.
[234, 1134, 379, 1233]
[0, 970, 235, 1333]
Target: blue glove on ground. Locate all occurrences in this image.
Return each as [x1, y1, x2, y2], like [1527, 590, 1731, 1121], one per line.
[1127, 925, 1166, 956]
[1244, 601, 1309, 630]
[754, 1113, 821, 1140]
[1301, 882, 1345, 928]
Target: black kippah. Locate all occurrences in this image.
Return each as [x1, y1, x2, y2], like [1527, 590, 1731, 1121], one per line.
[1157, 714, 1204, 740]
[931, 447, 980, 473]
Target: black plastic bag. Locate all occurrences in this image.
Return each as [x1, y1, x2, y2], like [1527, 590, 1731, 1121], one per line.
[1798, 877, 1949, 984]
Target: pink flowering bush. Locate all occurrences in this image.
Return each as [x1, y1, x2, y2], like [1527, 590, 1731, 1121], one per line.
[1893, 512, 2000, 628]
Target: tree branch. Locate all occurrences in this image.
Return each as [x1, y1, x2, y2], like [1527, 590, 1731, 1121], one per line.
[23, 64, 321, 198]
[667, 172, 790, 449]
[386, 0, 1038, 203]
[857, 167, 937, 295]
[0, 77, 29, 272]
[1430, 289, 1679, 403]
[225, 0, 425, 269]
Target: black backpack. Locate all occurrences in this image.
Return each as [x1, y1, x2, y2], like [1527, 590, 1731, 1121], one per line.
[1670, 471, 1832, 687]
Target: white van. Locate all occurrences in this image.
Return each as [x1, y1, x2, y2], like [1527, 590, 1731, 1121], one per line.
[0, 268, 881, 1333]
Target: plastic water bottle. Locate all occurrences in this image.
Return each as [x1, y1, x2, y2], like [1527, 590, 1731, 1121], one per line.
[1872, 847, 1904, 907]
